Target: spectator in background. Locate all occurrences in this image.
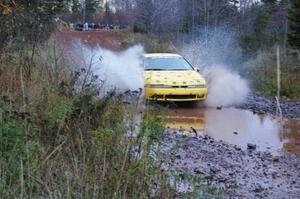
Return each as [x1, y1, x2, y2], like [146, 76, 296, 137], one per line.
[84, 22, 89, 31]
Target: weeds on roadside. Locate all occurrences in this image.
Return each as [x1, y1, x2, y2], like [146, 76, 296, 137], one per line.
[0, 40, 178, 198]
[240, 47, 300, 99]
[0, 37, 222, 198]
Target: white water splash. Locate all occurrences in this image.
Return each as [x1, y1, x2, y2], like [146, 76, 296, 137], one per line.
[204, 67, 250, 107]
[66, 41, 145, 95]
[180, 28, 249, 107]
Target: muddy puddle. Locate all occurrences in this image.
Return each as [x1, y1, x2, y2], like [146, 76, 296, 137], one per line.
[155, 104, 300, 156]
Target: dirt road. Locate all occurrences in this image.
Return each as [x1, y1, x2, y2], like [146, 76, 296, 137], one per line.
[56, 30, 126, 51]
[239, 94, 300, 120]
[162, 132, 300, 198]
[156, 103, 300, 198]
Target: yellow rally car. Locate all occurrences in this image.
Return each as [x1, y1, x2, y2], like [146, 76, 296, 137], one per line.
[144, 53, 208, 101]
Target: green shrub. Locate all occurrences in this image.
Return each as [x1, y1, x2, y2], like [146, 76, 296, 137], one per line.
[0, 102, 27, 167]
[240, 47, 300, 99]
[240, 34, 261, 55]
[48, 97, 73, 128]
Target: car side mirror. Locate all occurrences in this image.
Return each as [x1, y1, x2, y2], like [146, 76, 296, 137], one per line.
[194, 66, 200, 72]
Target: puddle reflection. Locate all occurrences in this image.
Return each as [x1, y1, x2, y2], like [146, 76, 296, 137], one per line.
[163, 108, 206, 134]
[159, 106, 300, 156]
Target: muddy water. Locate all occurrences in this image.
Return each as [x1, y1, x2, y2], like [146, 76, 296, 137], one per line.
[158, 105, 300, 156]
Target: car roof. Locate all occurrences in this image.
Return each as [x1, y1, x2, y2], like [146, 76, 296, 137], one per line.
[144, 53, 182, 58]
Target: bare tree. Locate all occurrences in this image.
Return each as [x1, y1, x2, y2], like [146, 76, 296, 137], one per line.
[134, 0, 181, 34]
[111, 0, 137, 25]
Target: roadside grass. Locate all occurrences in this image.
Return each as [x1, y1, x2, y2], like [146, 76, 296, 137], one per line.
[0, 40, 222, 198]
[240, 47, 300, 99]
[0, 99, 177, 198]
[0, 41, 177, 198]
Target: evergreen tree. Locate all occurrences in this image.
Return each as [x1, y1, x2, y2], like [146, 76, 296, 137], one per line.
[71, 0, 82, 21]
[85, 0, 100, 21]
[288, 0, 300, 49]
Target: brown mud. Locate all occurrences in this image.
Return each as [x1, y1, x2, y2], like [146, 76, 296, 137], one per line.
[56, 30, 126, 51]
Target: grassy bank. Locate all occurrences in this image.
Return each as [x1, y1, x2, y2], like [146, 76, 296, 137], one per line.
[241, 47, 300, 99]
[0, 41, 177, 198]
[0, 38, 221, 198]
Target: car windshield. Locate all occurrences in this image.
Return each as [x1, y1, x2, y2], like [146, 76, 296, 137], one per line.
[144, 57, 194, 71]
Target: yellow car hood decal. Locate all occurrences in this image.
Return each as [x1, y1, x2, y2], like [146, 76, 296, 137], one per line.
[144, 71, 206, 86]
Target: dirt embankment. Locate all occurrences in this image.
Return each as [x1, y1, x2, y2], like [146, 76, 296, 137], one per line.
[56, 30, 128, 51]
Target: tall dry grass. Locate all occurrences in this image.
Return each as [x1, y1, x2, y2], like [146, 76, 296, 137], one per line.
[240, 47, 300, 99]
[0, 40, 177, 198]
[0, 37, 222, 198]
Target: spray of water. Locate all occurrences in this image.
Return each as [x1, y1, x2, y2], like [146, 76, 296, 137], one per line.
[180, 27, 250, 107]
[180, 27, 242, 67]
[66, 41, 145, 95]
[64, 29, 249, 107]
[204, 67, 249, 107]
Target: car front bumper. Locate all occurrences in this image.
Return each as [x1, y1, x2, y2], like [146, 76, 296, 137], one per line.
[145, 87, 208, 101]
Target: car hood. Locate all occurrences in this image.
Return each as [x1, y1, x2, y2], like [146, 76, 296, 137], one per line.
[144, 70, 206, 86]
